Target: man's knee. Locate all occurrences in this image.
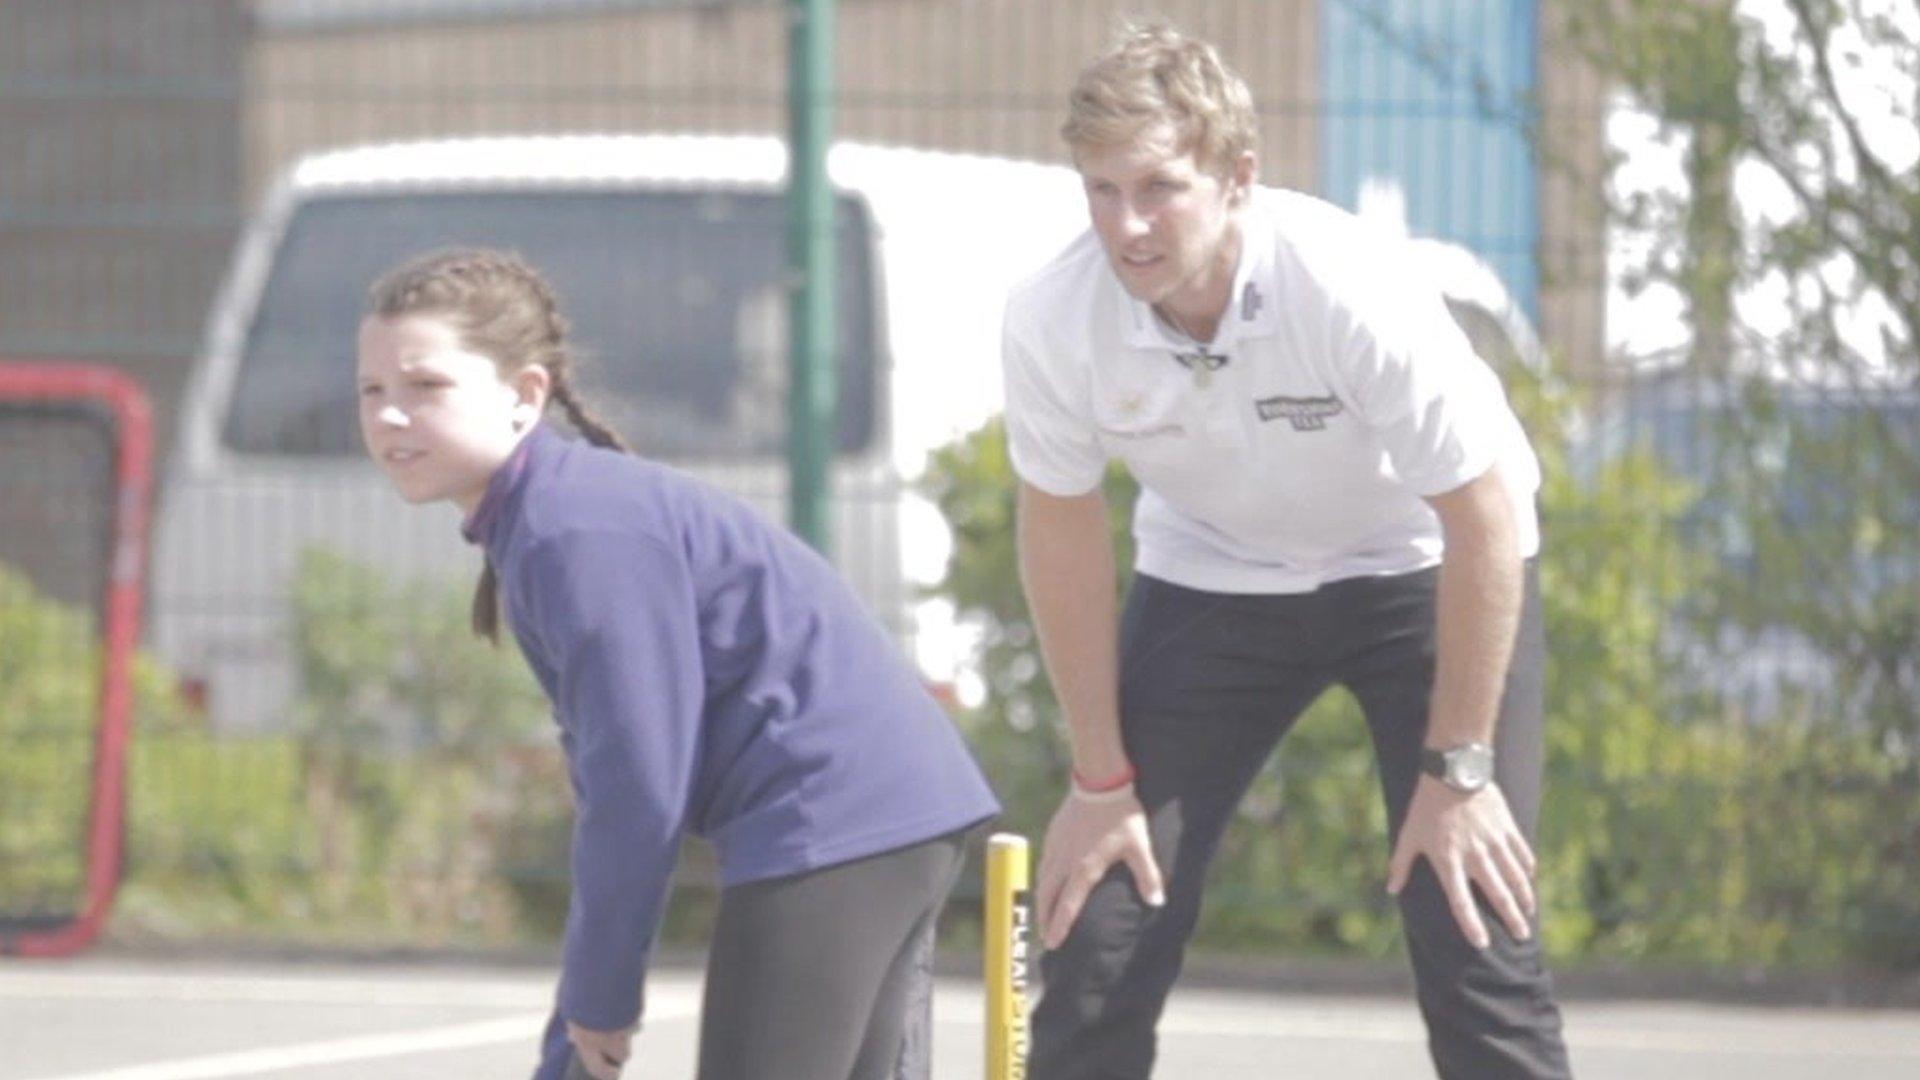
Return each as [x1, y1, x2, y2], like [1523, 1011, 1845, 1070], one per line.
[1039, 864, 1200, 1015]
[1048, 872, 1162, 975]
[1393, 866, 1569, 1078]
[1032, 875, 1174, 1080]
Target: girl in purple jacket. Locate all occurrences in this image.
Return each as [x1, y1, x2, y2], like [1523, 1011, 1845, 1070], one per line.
[356, 247, 999, 1080]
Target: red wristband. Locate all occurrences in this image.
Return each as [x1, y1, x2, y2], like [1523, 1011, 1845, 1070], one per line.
[1071, 762, 1137, 793]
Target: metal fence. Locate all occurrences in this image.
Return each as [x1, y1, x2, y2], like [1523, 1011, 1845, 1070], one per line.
[1, 0, 1913, 970]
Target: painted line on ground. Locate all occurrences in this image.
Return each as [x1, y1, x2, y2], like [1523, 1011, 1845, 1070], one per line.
[21, 1013, 551, 1080]
[0, 970, 551, 1009]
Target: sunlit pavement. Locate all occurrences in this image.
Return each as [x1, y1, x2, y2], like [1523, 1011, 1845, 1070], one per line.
[3, 958, 1918, 1079]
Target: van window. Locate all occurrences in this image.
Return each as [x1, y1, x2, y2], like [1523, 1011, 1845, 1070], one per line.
[222, 189, 880, 459]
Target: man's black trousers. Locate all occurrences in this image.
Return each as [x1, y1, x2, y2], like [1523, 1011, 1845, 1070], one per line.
[1031, 562, 1572, 1079]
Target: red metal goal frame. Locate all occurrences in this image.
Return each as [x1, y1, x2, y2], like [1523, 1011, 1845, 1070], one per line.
[0, 362, 153, 957]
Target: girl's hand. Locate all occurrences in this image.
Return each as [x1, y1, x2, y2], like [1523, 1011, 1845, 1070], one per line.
[567, 1020, 636, 1079]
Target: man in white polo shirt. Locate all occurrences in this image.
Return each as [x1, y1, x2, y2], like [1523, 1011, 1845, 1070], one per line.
[1006, 23, 1573, 1080]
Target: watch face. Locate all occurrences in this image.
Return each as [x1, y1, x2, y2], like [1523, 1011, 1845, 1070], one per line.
[1449, 744, 1494, 790]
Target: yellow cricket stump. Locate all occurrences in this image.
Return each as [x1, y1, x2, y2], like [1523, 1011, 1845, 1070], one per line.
[985, 832, 1031, 1080]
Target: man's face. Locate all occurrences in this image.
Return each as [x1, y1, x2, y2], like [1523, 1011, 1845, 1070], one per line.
[1075, 124, 1247, 313]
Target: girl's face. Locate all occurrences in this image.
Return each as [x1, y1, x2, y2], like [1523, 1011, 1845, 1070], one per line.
[356, 313, 543, 514]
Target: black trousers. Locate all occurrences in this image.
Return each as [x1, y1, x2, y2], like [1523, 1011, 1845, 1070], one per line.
[546, 827, 972, 1080]
[1031, 563, 1572, 1080]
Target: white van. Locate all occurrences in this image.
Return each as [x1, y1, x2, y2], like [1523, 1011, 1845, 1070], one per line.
[151, 133, 1087, 734]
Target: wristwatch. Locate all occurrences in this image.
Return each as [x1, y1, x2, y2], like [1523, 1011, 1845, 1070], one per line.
[1420, 741, 1495, 793]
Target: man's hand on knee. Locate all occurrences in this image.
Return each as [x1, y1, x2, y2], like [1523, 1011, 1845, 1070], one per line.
[1386, 778, 1538, 949]
[1036, 785, 1167, 949]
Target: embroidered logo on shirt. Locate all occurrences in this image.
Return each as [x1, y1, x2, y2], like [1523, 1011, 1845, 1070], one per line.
[1240, 281, 1264, 322]
[1255, 395, 1345, 431]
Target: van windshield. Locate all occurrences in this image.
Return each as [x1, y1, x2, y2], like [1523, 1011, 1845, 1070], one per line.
[224, 188, 880, 459]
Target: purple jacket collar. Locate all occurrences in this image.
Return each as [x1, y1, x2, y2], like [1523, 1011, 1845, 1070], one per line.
[460, 424, 547, 546]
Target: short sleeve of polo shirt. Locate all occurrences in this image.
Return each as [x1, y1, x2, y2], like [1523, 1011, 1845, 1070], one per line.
[1001, 296, 1106, 497]
[1326, 246, 1512, 497]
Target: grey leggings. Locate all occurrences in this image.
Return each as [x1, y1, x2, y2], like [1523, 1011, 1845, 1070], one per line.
[554, 828, 972, 1080]
[696, 828, 973, 1080]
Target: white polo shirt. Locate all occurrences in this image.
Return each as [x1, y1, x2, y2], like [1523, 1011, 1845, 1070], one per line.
[1002, 186, 1541, 594]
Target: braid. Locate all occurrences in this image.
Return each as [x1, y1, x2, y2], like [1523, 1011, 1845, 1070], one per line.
[517, 270, 635, 454]
[552, 377, 634, 453]
[472, 560, 501, 644]
[518, 263, 571, 354]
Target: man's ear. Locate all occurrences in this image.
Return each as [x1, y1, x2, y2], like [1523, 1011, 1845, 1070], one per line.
[1231, 150, 1259, 203]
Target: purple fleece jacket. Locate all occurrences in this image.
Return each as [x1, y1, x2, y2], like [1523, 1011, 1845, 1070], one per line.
[464, 425, 998, 1043]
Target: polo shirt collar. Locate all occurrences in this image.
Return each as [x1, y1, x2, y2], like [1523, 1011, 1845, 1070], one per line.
[1119, 199, 1281, 351]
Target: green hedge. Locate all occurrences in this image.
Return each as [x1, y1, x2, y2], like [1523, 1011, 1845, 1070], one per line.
[0, 562, 191, 917]
[115, 550, 575, 946]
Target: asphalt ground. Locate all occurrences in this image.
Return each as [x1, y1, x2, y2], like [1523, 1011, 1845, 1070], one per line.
[2, 957, 1918, 1079]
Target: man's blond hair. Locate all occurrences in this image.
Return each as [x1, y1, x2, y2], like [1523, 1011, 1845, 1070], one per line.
[1062, 21, 1258, 178]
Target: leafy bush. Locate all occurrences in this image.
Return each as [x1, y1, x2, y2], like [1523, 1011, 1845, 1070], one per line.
[114, 547, 756, 951]
[115, 549, 574, 946]
[0, 561, 192, 917]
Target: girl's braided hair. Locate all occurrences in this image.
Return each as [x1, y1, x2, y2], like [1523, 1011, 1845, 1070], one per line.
[368, 247, 631, 643]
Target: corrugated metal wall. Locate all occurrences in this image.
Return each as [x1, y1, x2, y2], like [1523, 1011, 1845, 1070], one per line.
[1321, 0, 1539, 315]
